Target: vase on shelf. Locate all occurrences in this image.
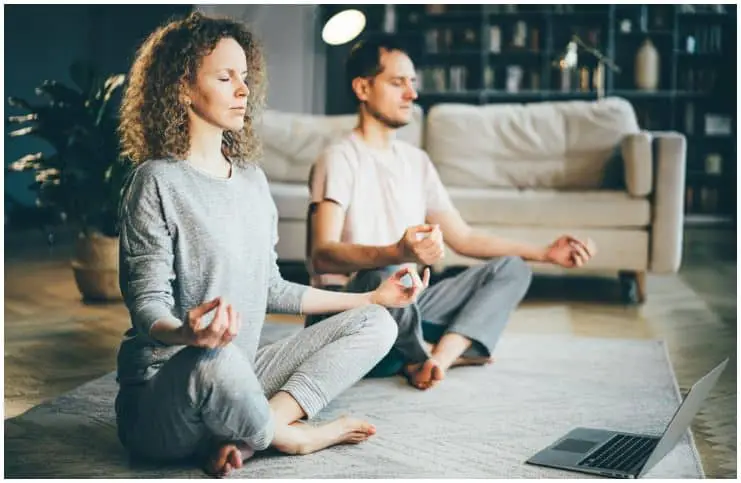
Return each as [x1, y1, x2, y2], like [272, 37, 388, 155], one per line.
[635, 38, 659, 91]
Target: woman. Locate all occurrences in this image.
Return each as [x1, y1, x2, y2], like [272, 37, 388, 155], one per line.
[115, 12, 429, 477]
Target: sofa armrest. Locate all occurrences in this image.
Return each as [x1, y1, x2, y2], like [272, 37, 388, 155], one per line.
[621, 131, 653, 196]
[649, 131, 687, 274]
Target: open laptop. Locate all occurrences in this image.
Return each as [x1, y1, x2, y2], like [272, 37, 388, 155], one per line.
[526, 358, 729, 478]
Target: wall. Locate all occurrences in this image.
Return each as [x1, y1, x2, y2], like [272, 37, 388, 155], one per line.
[197, 4, 327, 115]
[324, 40, 358, 115]
[4, 5, 190, 211]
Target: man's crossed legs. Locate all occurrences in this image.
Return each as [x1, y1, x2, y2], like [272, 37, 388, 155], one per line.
[306, 256, 533, 389]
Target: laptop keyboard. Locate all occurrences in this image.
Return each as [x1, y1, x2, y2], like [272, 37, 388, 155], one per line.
[578, 434, 658, 473]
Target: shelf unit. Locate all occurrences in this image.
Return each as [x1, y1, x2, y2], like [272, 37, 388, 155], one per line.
[331, 4, 736, 223]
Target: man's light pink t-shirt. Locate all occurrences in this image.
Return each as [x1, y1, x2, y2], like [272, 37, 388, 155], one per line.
[308, 131, 456, 287]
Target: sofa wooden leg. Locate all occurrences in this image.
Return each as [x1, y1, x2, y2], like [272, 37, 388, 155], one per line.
[618, 270, 647, 305]
[635, 271, 647, 304]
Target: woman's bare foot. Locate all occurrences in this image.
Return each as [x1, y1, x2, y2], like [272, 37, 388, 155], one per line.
[204, 441, 254, 478]
[272, 416, 376, 456]
[450, 355, 494, 368]
[403, 358, 445, 390]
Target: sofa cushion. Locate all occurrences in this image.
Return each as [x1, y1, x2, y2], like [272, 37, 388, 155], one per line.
[438, 226, 649, 272]
[447, 187, 650, 228]
[269, 181, 650, 229]
[425, 97, 640, 190]
[269, 182, 310, 220]
[257, 105, 424, 183]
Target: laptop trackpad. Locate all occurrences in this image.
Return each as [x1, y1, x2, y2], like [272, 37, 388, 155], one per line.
[552, 439, 600, 454]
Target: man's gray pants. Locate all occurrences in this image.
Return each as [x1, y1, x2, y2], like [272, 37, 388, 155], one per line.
[306, 256, 533, 377]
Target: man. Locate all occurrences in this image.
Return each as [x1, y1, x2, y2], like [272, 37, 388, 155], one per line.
[305, 34, 595, 390]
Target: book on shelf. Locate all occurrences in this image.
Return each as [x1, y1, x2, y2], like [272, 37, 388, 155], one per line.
[679, 68, 719, 92]
[487, 23, 542, 53]
[417, 66, 469, 93]
[678, 4, 729, 14]
[704, 153, 723, 175]
[704, 114, 733, 136]
[685, 185, 723, 214]
[681, 26, 724, 54]
[424, 27, 479, 53]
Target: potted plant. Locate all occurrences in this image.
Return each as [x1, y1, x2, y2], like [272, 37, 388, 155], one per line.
[7, 61, 132, 301]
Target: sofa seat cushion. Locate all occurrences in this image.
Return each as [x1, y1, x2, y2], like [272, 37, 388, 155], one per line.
[270, 182, 650, 229]
[446, 187, 650, 228]
[437, 225, 649, 271]
[270, 182, 311, 220]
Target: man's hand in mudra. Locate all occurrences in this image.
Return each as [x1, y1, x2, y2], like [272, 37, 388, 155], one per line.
[544, 235, 597, 268]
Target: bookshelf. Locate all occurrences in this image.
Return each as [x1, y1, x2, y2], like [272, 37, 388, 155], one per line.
[332, 4, 737, 224]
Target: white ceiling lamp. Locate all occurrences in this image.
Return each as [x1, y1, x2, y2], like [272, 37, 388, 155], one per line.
[321, 9, 366, 46]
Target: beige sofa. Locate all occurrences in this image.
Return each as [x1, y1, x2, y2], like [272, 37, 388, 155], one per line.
[257, 97, 687, 303]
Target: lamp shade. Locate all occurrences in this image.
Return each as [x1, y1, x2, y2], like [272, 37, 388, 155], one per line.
[322, 9, 366, 46]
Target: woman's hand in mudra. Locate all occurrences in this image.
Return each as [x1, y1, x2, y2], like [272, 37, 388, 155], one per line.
[182, 297, 241, 348]
[370, 266, 430, 308]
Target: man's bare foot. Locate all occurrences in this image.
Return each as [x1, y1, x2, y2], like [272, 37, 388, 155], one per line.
[204, 441, 254, 478]
[403, 358, 445, 390]
[450, 355, 494, 368]
[272, 416, 376, 456]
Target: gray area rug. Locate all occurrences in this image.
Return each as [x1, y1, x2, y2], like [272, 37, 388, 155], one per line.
[5, 323, 704, 478]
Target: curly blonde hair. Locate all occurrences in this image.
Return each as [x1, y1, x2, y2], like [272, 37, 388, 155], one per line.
[119, 11, 266, 166]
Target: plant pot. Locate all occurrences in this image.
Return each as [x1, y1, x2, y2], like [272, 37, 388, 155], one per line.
[71, 232, 122, 302]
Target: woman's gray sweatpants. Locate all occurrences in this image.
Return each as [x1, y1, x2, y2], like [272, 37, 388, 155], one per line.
[115, 305, 397, 462]
[307, 256, 532, 368]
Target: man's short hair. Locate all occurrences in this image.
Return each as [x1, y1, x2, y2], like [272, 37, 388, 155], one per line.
[345, 34, 410, 100]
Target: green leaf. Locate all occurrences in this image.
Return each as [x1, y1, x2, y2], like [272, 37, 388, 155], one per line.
[103, 74, 126, 99]
[8, 152, 44, 172]
[35, 80, 84, 107]
[7, 96, 33, 111]
[8, 126, 37, 137]
[7, 113, 38, 123]
[95, 74, 125, 126]
[69, 61, 96, 97]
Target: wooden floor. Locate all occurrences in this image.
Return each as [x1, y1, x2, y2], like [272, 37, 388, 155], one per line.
[4, 225, 737, 478]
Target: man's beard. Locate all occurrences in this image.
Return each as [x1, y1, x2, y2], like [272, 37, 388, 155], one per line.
[365, 103, 409, 129]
